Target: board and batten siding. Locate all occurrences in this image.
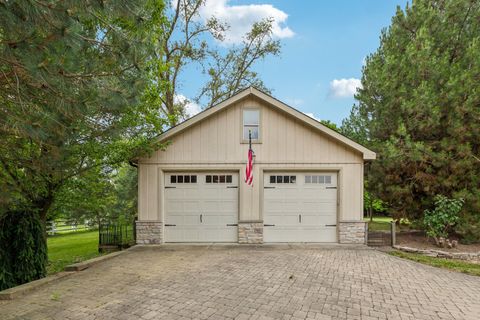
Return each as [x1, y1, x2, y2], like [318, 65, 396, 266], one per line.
[138, 96, 365, 223]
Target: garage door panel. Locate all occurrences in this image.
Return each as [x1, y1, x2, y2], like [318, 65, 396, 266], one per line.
[301, 214, 336, 226]
[263, 172, 338, 243]
[183, 201, 201, 212]
[165, 172, 238, 242]
[202, 200, 221, 212]
[301, 202, 336, 213]
[203, 214, 236, 225]
[266, 214, 299, 226]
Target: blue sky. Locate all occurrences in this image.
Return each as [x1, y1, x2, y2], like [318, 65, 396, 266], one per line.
[178, 0, 408, 125]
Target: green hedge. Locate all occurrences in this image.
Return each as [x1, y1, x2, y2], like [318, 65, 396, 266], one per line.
[0, 211, 47, 291]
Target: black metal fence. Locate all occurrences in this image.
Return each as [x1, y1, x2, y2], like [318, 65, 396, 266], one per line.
[98, 222, 136, 251]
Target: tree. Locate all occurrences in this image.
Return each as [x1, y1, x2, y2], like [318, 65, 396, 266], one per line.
[196, 18, 280, 108]
[347, 0, 480, 241]
[0, 0, 167, 289]
[110, 165, 139, 223]
[50, 164, 138, 226]
[155, 0, 281, 124]
[49, 167, 116, 227]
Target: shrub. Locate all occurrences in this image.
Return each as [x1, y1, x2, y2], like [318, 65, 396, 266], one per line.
[0, 211, 47, 291]
[455, 215, 480, 244]
[423, 195, 464, 245]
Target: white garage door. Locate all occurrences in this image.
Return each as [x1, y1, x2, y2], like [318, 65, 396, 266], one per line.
[164, 172, 238, 242]
[263, 172, 338, 242]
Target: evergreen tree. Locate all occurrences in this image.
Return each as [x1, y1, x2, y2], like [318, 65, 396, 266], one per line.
[347, 0, 480, 241]
[0, 0, 167, 289]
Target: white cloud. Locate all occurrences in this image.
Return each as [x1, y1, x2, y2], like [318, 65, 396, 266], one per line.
[199, 0, 294, 44]
[303, 112, 320, 122]
[329, 78, 362, 98]
[174, 94, 202, 118]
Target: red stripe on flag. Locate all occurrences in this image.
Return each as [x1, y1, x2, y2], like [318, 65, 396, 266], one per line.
[245, 149, 253, 186]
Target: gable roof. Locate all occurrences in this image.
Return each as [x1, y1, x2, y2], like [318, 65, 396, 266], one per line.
[156, 87, 376, 160]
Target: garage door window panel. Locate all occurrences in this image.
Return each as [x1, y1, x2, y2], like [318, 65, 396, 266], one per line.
[269, 175, 296, 184]
[169, 175, 197, 184]
[305, 175, 333, 185]
[206, 174, 233, 184]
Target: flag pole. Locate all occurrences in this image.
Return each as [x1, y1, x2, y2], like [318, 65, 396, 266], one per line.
[249, 130, 252, 151]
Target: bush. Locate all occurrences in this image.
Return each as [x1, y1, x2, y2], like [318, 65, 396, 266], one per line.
[455, 215, 480, 244]
[423, 195, 464, 245]
[0, 211, 47, 291]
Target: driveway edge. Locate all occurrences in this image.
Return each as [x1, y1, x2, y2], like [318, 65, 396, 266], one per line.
[0, 271, 74, 300]
[64, 250, 126, 271]
[0, 246, 135, 300]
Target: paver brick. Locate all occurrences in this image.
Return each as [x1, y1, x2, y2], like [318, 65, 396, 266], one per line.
[0, 245, 479, 320]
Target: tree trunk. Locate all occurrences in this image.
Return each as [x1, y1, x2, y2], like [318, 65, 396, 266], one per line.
[36, 193, 55, 241]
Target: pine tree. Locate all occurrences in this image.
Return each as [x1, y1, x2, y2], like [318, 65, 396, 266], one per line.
[0, 0, 167, 289]
[347, 0, 480, 241]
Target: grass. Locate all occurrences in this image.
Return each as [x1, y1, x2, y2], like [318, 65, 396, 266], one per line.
[364, 216, 393, 231]
[389, 250, 480, 277]
[47, 230, 102, 275]
[364, 216, 413, 231]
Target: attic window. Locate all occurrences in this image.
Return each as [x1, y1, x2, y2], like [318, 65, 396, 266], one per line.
[243, 109, 260, 141]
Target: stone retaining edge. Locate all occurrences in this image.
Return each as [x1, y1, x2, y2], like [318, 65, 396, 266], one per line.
[64, 247, 132, 271]
[0, 271, 74, 300]
[0, 247, 134, 300]
[393, 245, 480, 262]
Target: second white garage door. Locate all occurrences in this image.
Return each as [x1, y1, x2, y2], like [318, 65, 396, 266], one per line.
[164, 172, 238, 242]
[263, 172, 338, 242]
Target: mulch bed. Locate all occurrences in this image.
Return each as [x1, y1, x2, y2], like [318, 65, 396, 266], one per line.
[396, 232, 480, 253]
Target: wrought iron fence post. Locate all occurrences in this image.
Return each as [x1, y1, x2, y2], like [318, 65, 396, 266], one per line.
[391, 221, 396, 247]
[133, 217, 137, 243]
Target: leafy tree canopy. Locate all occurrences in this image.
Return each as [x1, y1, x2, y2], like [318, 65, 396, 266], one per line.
[154, 0, 281, 124]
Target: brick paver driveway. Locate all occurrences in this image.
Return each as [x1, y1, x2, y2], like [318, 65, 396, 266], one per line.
[1, 245, 479, 320]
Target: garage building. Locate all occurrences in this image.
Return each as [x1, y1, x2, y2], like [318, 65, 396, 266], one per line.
[135, 87, 375, 244]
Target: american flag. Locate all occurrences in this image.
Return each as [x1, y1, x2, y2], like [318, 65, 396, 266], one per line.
[245, 148, 254, 186]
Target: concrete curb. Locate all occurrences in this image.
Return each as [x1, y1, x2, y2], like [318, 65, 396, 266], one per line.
[64, 245, 138, 271]
[0, 272, 74, 300]
[0, 247, 134, 300]
[64, 250, 126, 271]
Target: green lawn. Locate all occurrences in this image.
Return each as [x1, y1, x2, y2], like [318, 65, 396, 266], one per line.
[389, 251, 480, 277]
[47, 230, 101, 275]
[364, 216, 393, 231]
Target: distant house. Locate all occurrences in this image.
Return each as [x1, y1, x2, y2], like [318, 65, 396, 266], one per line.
[135, 87, 375, 244]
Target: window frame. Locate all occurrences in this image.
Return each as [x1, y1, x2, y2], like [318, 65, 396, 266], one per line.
[170, 174, 198, 184]
[241, 107, 262, 144]
[269, 175, 297, 184]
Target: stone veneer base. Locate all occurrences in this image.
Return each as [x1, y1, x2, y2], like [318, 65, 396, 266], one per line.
[339, 221, 367, 244]
[238, 221, 263, 244]
[136, 221, 163, 244]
